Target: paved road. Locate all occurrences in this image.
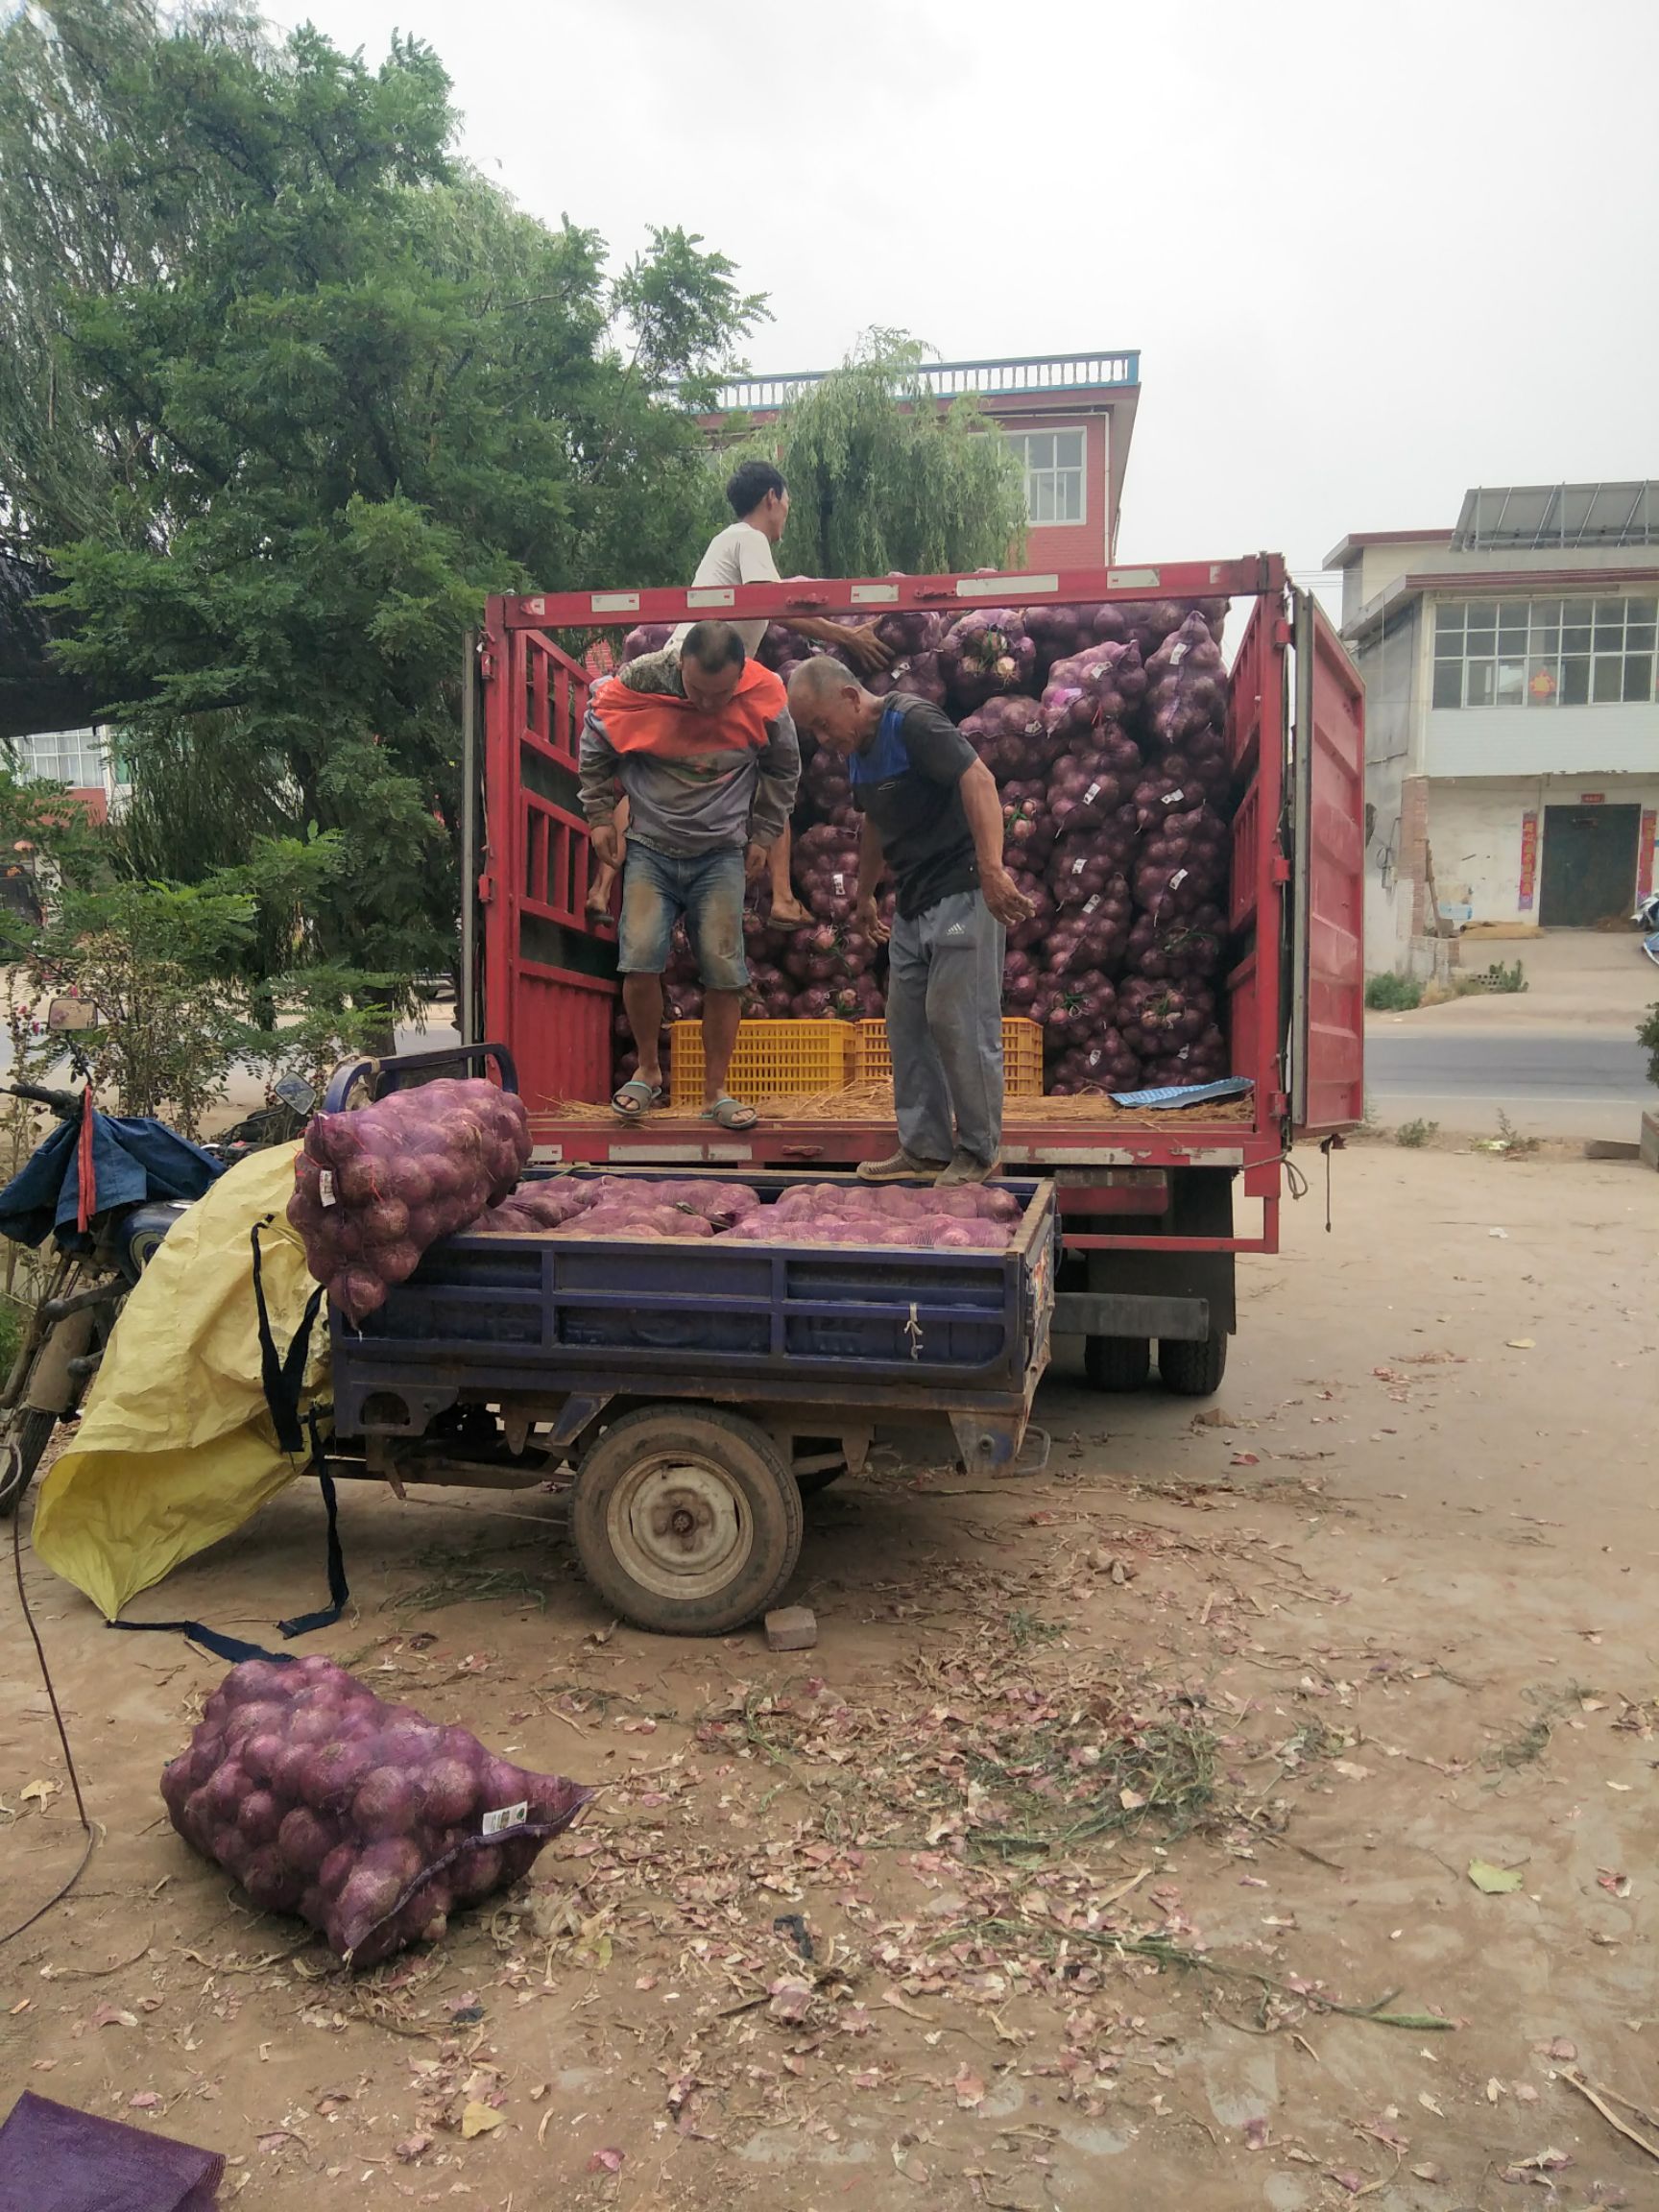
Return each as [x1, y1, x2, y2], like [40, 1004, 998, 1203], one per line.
[1366, 1027, 1650, 1140]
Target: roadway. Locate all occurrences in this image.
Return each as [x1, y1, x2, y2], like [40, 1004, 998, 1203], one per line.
[1364, 1026, 1650, 1142]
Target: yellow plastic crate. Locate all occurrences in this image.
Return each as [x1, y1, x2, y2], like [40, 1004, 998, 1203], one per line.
[668, 1018, 857, 1106]
[854, 1016, 1045, 1097]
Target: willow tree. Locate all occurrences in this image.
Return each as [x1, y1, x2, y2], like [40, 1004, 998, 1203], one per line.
[729, 331, 1028, 580]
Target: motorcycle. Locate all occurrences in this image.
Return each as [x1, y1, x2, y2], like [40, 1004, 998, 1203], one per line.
[1636, 889, 1659, 967]
[0, 998, 315, 1514]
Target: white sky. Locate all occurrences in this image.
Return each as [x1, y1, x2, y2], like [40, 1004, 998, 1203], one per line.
[288, 0, 1656, 593]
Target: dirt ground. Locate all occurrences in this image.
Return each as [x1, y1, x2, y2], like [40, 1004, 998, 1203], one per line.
[3, 1142, 1656, 2211]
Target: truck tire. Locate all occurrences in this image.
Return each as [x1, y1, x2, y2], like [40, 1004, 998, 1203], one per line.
[1159, 1332, 1229, 1397]
[572, 1405, 803, 1636]
[0, 1407, 58, 1519]
[1083, 1334, 1151, 1392]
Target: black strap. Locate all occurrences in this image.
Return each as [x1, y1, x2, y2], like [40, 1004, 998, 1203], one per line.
[110, 1616, 292, 1666]
[252, 1218, 324, 1455]
[276, 1413, 349, 1640]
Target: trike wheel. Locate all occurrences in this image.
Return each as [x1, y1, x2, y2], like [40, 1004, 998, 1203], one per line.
[572, 1406, 803, 1636]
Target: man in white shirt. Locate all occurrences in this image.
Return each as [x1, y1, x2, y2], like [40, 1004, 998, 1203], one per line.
[589, 462, 891, 928]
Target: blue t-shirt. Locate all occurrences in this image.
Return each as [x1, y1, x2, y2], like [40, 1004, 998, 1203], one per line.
[850, 693, 980, 920]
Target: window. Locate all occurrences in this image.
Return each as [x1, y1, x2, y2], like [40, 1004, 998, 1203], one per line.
[1010, 428, 1086, 525]
[1432, 596, 1657, 709]
[6, 727, 108, 786]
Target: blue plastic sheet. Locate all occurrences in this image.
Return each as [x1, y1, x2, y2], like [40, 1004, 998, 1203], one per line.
[1105, 1077, 1255, 1111]
[0, 1112, 222, 1247]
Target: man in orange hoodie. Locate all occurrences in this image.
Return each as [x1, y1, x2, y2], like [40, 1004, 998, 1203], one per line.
[580, 621, 800, 1129]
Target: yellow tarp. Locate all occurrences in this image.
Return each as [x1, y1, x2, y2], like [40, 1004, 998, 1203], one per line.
[32, 1142, 330, 1621]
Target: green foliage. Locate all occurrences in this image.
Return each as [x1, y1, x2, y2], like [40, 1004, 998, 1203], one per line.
[726, 330, 1029, 580]
[1394, 1118, 1437, 1148]
[1364, 971, 1424, 1011]
[28, 876, 254, 1134]
[1, 4, 764, 992]
[1476, 958, 1527, 994]
[1640, 1002, 1659, 1090]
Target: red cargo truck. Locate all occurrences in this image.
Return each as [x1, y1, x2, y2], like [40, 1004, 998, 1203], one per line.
[463, 555, 1364, 1397]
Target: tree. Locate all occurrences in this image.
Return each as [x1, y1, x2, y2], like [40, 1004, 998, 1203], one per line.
[726, 330, 1029, 580]
[0, 4, 764, 1006]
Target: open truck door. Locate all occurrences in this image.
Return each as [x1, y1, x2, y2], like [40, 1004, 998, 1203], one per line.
[1288, 589, 1365, 1138]
[469, 618, 611, 1105]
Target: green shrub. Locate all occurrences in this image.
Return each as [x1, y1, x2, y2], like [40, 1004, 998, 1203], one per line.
[1477, 959, 1527, 994]
[1638, 1002, 1659, 1089]
[1395, 1118, 1437, 1148]
[1365, 972, 1424, 1012]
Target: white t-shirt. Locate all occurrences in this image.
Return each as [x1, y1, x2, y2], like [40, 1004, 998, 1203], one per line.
[669, 521, 781, 657]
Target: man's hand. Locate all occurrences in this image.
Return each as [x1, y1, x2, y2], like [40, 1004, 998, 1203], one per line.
[589, 821, 621, 870]
[855, 893, 891, 946]
[841, 624, 894, 675]
[980, 864, 1036, 929]
[744, 840, 771, 885]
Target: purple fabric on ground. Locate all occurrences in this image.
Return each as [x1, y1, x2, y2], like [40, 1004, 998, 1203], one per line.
[0, 2091, 223, 2212]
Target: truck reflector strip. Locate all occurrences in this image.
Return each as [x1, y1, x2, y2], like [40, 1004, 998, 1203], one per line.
[957, 573, 1058, 597]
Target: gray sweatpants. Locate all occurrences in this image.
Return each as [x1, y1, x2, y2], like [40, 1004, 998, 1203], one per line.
[887, 889, 1005, 1167]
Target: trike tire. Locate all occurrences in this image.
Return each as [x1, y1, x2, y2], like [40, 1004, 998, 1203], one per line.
[572, 1405, 803, 1636]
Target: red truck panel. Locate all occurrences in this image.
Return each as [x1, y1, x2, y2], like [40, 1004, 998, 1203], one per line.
[481, 624, 611, 1109]
[1291, 598, 1366, 1137]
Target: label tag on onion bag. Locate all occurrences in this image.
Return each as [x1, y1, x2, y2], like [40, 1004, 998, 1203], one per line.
[1169, 641, 1189, 666]
[1162, 789, 1186, 806]
[318, 1170, 336, 1208]
[482, 1800, 530, 1838]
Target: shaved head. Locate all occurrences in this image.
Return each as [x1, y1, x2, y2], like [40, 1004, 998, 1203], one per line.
[787, 654, 873, 752]
[787, 654, 862, 714]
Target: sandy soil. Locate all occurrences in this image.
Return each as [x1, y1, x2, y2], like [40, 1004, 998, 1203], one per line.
[3, 1144, 1656, 2210]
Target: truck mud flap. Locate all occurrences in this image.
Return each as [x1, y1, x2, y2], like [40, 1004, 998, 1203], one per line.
[1051, 1292, 1210, 1342]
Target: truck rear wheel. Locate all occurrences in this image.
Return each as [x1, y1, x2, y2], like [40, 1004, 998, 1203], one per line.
[1083, 1334, 1151, 1392]
[1159, 1332, 1229, 1397]
[571, 1405, 803, 1636]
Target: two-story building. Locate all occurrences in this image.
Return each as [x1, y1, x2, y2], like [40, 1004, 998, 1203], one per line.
[705, 349, 1142, 566]
[1327, 484, 1659, 974]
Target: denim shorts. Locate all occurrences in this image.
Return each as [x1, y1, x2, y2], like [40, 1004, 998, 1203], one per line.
[618, 842, 749, 992]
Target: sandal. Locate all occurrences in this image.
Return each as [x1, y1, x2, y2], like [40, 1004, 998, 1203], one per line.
[701, 1095, 758, 1131]
[612, 1078, 662, 1122]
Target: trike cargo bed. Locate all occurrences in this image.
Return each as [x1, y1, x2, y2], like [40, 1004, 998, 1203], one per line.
[330, 1167, 1056, 1439]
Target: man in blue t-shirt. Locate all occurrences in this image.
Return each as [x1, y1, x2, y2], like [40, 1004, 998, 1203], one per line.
[787, 657, 1034, 1185]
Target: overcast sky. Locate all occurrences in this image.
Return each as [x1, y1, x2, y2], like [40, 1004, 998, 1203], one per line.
[289, 0, 1654, 592]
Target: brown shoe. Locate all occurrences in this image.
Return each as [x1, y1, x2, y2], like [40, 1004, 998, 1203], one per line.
[935, 1150, 999, 1187]
[855, 1148, 947, 1184]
